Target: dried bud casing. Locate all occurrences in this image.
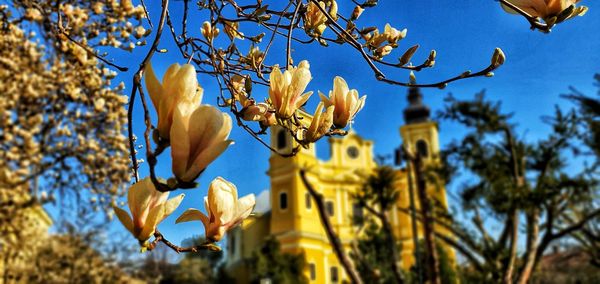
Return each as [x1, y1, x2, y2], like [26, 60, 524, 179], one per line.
[351, 5, 364, 20]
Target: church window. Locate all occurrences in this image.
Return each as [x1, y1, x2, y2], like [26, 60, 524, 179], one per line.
[353, 203, 363, 224]
[347, 146, 359, 159]
[279, 192, 288, 210]
[416, 139, 429, 158]
[305, 192, 312, 209]
[330, 266, 339, 282]
[326, 201, 334, 217]
[309, 263, 316, 280]
[277, 129, 287, 150]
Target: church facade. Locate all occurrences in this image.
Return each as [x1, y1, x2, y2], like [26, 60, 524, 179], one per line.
[225, 86, 455, 283]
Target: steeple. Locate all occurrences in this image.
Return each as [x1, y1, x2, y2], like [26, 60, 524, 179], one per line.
[403, 82, 430, 125]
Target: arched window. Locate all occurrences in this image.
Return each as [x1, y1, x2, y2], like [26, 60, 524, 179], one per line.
[330, 266, 339, 283]
[353, 203, 363, 224]
[279, 192, 288, 210]
[416, 139, 429, 158]
[277, 129, 287, 150]
[305, 192, 312, 209]
[309, 263, 316, 280]
[326, 201, 334, 217]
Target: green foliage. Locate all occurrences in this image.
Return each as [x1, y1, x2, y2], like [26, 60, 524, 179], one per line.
[408, 241, 457, 284]
[247, 237, 308, 284]
[351, 165, 406, 283]
[355, 165, 400, 211]
[436, 84, 599, 282]
[350, 222, 403, 283]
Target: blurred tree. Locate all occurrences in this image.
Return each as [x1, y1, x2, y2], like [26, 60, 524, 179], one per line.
[433, 86, 599, 284]
[247, 237, 308, 284]
[409, 241, 457, 284]
[350, 222, 404, 283]
[161, 236, 225, 283]
[563, 74, 600, 269]
[28, 232, 137, 283]
[0, 0, 145, 219]
[351, 165, 406, 283]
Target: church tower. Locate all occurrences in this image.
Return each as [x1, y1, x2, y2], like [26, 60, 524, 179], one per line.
[267, 117, 318, 237]
[400, 85, 440, 163]
[399, 85, 455, 266]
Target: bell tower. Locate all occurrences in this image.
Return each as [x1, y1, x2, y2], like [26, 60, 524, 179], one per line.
[400, 85, 440, 163]
[399, 85, 456, 266]
[267, 113, 318, 237]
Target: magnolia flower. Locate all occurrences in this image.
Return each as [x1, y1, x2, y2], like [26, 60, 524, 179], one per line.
[374, 45, 393, 59]
[230, 75, 251, 107]
[304, 102, 335, 143]
[241, 102, 271, 122]
[244, 47, 265, 69]
[201, 21, 220, 41]
[171, 103, 233, 183]
[145, 63, 202, 139]
[320, 76, 366, 128]
[501, 0, 587, 21]
[222, 20, 244, 40]
[365, 24, 406, 50]
[303, 1, 337, 37]
[113, 178, 184, 241]
[176, 177, 255, 242]
[268, 61, 313, 118]
[384, 23, 407, 44]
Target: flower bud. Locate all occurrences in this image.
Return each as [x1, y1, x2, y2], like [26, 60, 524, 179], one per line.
[351, 5, 364, 20]
[201, 21, 219, 41]
[305, 102, 335, 143]
[491, 47, 506, 67]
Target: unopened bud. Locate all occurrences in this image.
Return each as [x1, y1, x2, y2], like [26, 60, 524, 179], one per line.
[351, 5, 364, 20]
[409, 71, 416, 84]
[491, 48, 505, 67]
[399, 44, 419, 66]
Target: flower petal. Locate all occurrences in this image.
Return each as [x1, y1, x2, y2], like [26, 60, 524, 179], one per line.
[170, 104, 193, 179]
[138, 203, 165, 241]
[208, 177, 237, 224]
[234, 194, 256, 222]
[175, 208, 209, 227]
[113, 206, 134, 235]
[127, 178, 155, 227]
[144, 63, 164, 111]
[161, 194, 185, 222]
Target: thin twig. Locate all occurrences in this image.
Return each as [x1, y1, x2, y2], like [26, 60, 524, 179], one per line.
[148, 230, 220, 253]
[300, 169, 363, 284]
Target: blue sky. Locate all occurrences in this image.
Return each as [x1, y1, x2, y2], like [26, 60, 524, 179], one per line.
[48, 1, 600, 246]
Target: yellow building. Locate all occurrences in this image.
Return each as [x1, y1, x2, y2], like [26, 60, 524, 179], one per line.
[226, 86, 454, 283]
[0, 186, 53, 283]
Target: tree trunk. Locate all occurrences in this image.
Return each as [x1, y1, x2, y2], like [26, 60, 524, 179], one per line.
[381, 212, 406, 284]
[502, 211, 519, 284]
[407, 161, 424, 284]
[516, 210, 540, 284]
[412, 156, 441, 284]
